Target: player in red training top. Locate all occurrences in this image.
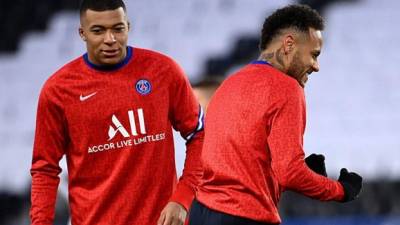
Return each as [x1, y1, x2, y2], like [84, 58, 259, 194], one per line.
[30, 1, 203, 225]
[188, 4, 362, 225]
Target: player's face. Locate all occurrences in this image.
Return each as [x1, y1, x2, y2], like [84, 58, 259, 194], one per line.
[79, 7, 129, 66]
[287, 28, 322, 87]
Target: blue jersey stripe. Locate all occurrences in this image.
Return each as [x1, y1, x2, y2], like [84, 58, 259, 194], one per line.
[251, 60, 271, 66]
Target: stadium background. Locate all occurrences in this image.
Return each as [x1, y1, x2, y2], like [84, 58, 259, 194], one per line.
[0, 0, 399, 224]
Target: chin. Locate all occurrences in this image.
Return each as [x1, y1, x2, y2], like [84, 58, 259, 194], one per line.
[101, 57, 124, 65]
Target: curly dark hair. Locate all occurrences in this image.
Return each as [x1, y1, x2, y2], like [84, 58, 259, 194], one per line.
[260, 4, 324, 51]
[80, 0, 126, 15]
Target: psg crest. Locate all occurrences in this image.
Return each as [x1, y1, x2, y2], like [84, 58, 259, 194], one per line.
[135, 79, 152, 95]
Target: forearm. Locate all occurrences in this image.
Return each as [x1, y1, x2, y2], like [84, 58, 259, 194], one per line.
[277, 158, 344, 201]
[170, 130, 204, 210]
[268, 129, 344, 201]
[30, 166, 61, 225]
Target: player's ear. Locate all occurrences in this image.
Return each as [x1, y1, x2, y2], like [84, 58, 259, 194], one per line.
[127, 21, 131, 32]
[283, 34, 295, 55]
[79, 27, 87, 41]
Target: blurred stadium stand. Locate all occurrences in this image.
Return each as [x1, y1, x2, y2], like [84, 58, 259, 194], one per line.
[0, 0, 79, 52]
[0, 0, 399, 224]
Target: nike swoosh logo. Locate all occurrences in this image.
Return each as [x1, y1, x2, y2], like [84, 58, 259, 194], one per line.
[80, 92, 97, 101]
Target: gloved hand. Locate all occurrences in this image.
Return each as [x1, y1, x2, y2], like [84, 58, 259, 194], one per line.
[338, 168, 362, 202]
[305, 153, 327, 177]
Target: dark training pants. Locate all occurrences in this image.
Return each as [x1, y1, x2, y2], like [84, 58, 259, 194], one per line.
[188, 199, 278, 225]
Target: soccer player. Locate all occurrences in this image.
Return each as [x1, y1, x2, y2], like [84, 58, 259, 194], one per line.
[30, 0, 204, 225]
[188, 4, 362, 225]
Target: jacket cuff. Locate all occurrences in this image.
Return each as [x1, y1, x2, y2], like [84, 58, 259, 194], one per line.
[169, 182, 195, 211]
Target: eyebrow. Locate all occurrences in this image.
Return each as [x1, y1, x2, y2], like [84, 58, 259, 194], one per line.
[90, 23, 126, 29]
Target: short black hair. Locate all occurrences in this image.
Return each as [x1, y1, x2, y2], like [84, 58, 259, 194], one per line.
[79, 0, 126, 15]
[260, 4, 324, 50]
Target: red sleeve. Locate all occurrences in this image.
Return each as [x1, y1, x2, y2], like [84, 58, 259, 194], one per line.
[167, 61, 204, 210]
[30, 85, 68, 224]
[267, 85, 344, 201]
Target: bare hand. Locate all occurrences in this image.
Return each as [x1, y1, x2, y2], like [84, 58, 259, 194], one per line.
[157, 201, 187, 225]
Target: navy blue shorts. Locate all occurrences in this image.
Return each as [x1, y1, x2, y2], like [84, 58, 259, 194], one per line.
[188, 199, 278, 225]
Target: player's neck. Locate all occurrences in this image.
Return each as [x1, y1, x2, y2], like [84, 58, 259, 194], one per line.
[258, 48, 287, 73]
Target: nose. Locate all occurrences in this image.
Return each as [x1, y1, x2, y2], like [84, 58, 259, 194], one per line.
[312, 60, 319, 72]
[104, 30, 116, 44]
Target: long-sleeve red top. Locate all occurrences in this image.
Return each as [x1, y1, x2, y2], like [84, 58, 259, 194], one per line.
[196, 61, 344, 224]
[30, 47, 204, 225]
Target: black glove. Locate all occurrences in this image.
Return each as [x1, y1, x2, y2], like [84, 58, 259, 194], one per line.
[305, 153, 327, 177]
[338, 168, 363, 202]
